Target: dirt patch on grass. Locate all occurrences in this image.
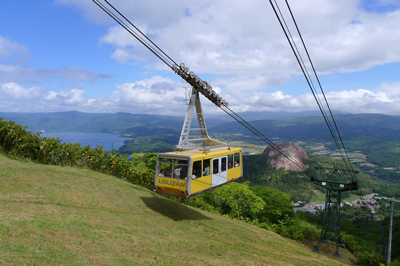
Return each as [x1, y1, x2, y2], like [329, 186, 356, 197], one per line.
[303, 239, 356, 265]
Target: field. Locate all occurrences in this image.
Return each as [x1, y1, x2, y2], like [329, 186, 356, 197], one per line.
[0, 154, 352, 265]
[228, 141, 266, 154]
[310, 190, 326, 204]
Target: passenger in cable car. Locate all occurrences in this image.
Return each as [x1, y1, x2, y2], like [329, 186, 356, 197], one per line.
[203, 164, 210, 176]
[165, 168, 171, 177]
[173, 165, 181, 179]
[192, 171, 197, 180]
[181, 164, 188, 179]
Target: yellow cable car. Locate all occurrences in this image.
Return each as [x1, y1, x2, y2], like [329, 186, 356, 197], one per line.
[155, 147, 242, 198]
[154, 87, 243, 198]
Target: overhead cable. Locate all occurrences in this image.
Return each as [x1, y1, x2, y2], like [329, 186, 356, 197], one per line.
[93, 0, 176, 68]
[269, 0, 357, 182]
[93, 0, 353, 184]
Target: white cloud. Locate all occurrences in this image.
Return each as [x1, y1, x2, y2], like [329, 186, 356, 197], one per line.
[3, 1, 400, 117]
[0, 77, 187, 114]
[0, 36, 31, 62]
[2, 77, 400, 116]
[0, 83, 46, 100]
[67, 0, 400, 76]
[114, 76, 188, 115]
[379, 81, 400, 92]
[0, 64, 111, 84]
[324, 88, 400, 114]
[214, 74, 292, 93]
[243, 87, 400, 115]
[0, 82, 112, 113]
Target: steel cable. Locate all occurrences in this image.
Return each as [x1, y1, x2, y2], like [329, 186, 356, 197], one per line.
[103, 0, 178, 67]
[93, 0, 355, 184]
[270, 0, 357, 182]
[271, 0, 348, 172]
[93, 0, 176, 69]
[218, 105, 314, 176]
[284, 0, 355, 176]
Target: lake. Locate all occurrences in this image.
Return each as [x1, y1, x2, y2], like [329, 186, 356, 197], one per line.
[41, 132, 131, 151]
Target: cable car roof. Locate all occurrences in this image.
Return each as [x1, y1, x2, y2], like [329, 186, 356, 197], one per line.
[158, 146, 242, 158]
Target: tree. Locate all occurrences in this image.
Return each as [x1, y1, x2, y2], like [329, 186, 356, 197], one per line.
[202, 182, 265, 220]
[251, 186, 294, 224]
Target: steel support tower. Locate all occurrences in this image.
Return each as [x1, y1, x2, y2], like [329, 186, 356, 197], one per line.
[311, 177, 358, 257]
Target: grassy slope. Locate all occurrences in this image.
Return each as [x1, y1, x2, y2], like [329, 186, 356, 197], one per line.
[0, 154, 348, 266]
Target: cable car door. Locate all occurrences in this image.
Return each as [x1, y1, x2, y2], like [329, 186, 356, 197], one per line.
[212, 156, 227, 187]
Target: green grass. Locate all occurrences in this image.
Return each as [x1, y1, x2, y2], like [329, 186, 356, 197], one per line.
[228, 141, 265, 154]
[310, 190, 362, 205]
[310, 190, 326, 204]
[0, 154, 349, 265]
[343, 194, 362, 202]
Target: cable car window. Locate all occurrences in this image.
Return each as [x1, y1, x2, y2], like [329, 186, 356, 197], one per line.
[159, 158, 171, 177]
[228, 154, 233, 169]
[234, 153, 240, 167]
[173, 164, 182, 179]
[203, 159, 210, 176]
[212, 159, 219, 174]
[159, 158, 188, 179]
[221, 157, 227, 172]
[193, 160, 202, 179]
[178, 160, 188, 179]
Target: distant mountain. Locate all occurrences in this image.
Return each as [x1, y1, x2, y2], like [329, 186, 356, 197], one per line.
[0, 111, 184, 134]
[211, 113, 400, 143]
[2, 111, 400, 143]
[207, 110, 345, 123]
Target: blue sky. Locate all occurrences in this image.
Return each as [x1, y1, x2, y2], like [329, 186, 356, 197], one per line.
[1, 0, 400, 116]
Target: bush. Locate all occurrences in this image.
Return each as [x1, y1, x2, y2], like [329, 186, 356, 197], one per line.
[180, 196, 218, 213]
[0, 118, 154, 190]
[341, 232, 360, 254]
[355, 250, 385, 266]
[201, 182, 265, 220]
[251, 186, 294, 224]
[390, 259, 400, 266]
[297, 219, 320, 240]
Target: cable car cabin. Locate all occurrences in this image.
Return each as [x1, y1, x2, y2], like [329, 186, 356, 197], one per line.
[155, 147, 242, 198]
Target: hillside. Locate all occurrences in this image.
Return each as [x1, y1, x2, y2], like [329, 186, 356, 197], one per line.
[212, 113, 400, 143]
[0, 154, 351, 265]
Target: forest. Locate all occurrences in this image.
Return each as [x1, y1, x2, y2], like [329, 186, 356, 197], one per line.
[242, 153, 400, 199]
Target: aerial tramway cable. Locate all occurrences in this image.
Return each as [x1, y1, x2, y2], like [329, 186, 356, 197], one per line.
[219, 105, 311, 173]
[93, 0, 355, 184]
[94, 0, 176, 68]
[285, 1, 355, 175]
[92, 0, 329, 181]
[269, 0, 357, 182]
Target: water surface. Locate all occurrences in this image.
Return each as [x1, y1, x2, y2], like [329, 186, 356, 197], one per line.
[41, 132, 130, 151]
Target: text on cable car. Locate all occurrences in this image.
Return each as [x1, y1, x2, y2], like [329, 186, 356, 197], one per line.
[158, 179, 186, 188]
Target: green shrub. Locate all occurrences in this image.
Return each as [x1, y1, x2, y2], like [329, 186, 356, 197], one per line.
[341, 232, 360, 254]
[296, 219, 320, 240]
[390, 259, 400, 266]
[355, 250, 385, 266]
[0, 118, 154, 190]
